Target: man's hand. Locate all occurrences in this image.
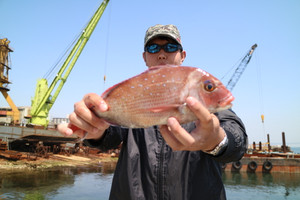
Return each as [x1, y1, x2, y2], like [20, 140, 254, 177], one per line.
[160, 96, 226, 151]
[58, 93, 110, 140]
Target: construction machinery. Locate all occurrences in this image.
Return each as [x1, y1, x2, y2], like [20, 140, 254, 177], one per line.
[0, 38, 20, 124]
[29, 0, 110, 127]
[225, 44, 266, 138]
[226, 44, 258, 91]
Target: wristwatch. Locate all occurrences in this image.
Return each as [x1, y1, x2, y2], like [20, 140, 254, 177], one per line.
[204, 134, 228, 156]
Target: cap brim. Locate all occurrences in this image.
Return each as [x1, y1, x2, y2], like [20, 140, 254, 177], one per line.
[144, 34, 181, 47]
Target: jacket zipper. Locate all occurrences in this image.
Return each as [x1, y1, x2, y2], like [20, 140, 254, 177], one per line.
[156, 126, 165, 200]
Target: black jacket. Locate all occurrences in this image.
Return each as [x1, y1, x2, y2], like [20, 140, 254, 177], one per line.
[85, 109, 247, 200]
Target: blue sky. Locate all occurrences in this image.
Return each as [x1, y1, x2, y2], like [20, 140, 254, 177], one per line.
[1, 0, 300, 146]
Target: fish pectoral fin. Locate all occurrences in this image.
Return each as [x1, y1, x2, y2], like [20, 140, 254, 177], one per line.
[149, 104, 182, 113]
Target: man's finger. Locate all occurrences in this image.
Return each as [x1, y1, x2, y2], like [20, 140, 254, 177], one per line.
[186, 97, 213, 125]
[73, 100, 107, 130]
[166, 117, 195, 147]
[69, 112, 100, 134]
[58, 123, 84, 136]
[160, 125, 183, 150]
[83, 93, 108, 112]
[57, 123, 71, 136]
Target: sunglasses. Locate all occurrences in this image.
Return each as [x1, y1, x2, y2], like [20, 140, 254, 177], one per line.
[145, 43, 183, 54]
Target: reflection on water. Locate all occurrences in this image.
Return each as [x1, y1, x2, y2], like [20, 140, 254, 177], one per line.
[0, 162, 116, 200]
[223, 171, 300, 200]
[1, 163, 300, 200]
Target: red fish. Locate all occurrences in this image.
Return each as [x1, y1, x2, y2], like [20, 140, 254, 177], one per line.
[94, 65, 234, 128]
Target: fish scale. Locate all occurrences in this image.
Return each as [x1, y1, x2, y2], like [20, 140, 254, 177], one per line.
[127, 87, 180, 115]
[95, 65, 234, 128]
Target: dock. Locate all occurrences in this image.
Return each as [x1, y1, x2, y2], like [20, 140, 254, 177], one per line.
[0, 125, 77, 144]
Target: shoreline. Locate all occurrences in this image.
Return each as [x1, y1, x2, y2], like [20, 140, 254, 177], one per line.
[0, 152, 118, 171]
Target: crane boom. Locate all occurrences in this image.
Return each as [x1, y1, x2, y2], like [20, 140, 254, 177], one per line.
[30, 0, 110, 127]
[0, 38, 20, 125]
[226, 44, 257, 91]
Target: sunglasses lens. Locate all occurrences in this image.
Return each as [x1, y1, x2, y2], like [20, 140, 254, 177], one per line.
[165, 44, 179, 52]
[146, 43, 182, 53]
[146, 44, 160, 53]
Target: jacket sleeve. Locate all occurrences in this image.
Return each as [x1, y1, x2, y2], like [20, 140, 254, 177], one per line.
[83, 126, 128, 151]
[211, 109, 248, 163]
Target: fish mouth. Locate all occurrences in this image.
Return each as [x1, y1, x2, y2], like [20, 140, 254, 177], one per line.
[218, 94, 235, 108]
[209, 94, 235, 113]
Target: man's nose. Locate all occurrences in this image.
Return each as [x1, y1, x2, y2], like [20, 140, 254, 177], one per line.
[158, 52, 166, 60]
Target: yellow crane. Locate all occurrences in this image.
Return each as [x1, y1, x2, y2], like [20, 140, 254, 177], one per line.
[29, 0, 110, 127]
[0, 38, 20, 125]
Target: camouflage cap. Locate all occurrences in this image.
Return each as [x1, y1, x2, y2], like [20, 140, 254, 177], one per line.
[144, 24, 182, 47]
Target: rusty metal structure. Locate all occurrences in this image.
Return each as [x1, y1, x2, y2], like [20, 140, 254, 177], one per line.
[0, 125, 96, 160]
[222, 132, 300, 173]
[0, 38, 20, 124]
[0, 0, 111, 159]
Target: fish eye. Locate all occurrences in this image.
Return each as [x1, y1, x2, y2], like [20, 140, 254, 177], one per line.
[204, 80, 216, 92]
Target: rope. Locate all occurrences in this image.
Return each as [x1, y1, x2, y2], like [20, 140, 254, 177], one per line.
[254, 49, 266, 140]
[102, 1, 112, 91]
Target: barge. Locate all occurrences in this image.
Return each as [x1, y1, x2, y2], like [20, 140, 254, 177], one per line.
[223, 132, 300, 173]
[223, 153, 300, 173]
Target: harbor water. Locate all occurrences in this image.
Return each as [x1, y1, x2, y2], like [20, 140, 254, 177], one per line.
[0, 163, 116, 200]
[291, 146, 300, 154]
[1, 164, 300, 200]
[1, 147, 300, 200]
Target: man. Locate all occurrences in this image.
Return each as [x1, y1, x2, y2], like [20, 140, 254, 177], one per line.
[58, 24, 247, 200]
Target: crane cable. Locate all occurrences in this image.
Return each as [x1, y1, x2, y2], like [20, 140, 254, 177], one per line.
[102, 0, 112, 90]
[254, 49, 266, 140]
[43, 32, 81, 80]
[220, 49, 249, 84]
[221, 45, 265, 140]
[43, 1, 111, 84]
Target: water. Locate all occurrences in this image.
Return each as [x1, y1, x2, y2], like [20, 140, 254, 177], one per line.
[1, 163, 300, 200]
[0, 163, 116, 200]
[291, 146, 300, 154]
[223, 172, 300, 200]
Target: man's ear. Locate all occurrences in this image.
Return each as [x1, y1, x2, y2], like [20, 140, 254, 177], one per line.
[143, 52, 147, 63]
[180, 50, 187, 64]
